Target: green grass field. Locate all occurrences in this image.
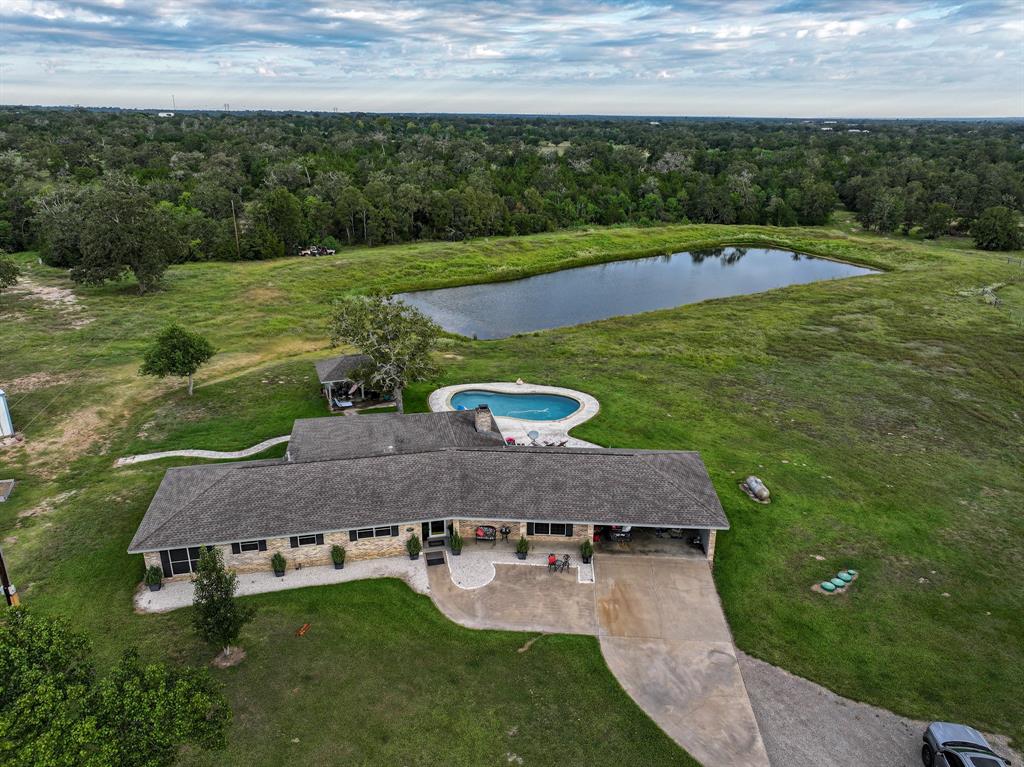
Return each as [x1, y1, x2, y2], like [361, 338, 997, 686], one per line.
[2, 223, 1022, 760]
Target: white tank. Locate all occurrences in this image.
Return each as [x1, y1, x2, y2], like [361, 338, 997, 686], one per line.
[0, 390, 14, 437]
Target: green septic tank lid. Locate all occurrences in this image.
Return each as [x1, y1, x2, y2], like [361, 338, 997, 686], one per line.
[821, 581, 836, 592]
[847, 569, 858, 575]
[830, 577, 846, 588]
[837, 571, 853, 582]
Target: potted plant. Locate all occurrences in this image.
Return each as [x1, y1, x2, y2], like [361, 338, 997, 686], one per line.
[515, 536, 529, 560]
[331, 544, 346, 570]
[580, 539, 594, 564]
[450, 530, 463, 556]
[144, 565, 163, 592]
[406, 533, 422, 561]
[271, 552, 286, 577]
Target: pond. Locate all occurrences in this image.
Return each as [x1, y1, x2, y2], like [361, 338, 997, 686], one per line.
[397, 247, 877, 339]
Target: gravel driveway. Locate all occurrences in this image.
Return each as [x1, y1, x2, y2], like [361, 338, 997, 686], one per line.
[739, 651, 1021, 767]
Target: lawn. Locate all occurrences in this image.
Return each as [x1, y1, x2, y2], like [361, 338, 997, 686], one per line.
[2, 222, 1022, 759]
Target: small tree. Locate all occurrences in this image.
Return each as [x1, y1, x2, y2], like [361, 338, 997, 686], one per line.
[972, 206, 1023, 251]
[191, 547, 255, 658]
[328, 294, 442, 412]
[0, 249, 20, 293]
[140, 324, 215, 395]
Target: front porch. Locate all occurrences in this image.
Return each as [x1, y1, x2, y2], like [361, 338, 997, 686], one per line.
[447, 538, 595, 588]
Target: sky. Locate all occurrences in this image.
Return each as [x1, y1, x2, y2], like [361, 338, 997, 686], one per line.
[1, 1, 1021, 117]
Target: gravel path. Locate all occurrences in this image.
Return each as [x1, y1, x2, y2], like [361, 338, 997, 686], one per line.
[134, 556, 428, 613]
[739, 651, 1021, 767]
[115, 435, 290, 466]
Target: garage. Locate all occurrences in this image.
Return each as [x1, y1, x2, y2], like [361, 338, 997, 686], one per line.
[593, 525, 716, 559]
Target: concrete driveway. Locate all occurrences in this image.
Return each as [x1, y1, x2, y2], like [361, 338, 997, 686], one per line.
[429, 554, 769, 767]
[596, 556, 770, 767]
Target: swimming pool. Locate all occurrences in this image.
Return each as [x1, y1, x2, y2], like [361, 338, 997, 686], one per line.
[450, 390, 581, 421]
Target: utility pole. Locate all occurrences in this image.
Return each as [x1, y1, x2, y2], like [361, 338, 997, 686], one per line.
[0, 546, 19, 607]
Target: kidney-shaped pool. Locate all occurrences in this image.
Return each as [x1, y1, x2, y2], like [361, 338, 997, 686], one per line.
[450, 389, 581, 421]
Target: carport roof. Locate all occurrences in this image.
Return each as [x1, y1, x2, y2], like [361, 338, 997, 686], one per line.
[129, 446, 729, 553]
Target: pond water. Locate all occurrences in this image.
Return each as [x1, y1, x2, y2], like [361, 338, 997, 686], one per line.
[450, 390, 581, 420]
[397, 247, 877, 339]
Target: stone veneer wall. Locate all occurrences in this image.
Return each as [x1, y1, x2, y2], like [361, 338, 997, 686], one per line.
[454, 519, 592, 546]
[143, 525, 419, 581]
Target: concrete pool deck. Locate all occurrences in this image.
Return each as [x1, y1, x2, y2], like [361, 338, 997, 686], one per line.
[429, 381, 600, 447]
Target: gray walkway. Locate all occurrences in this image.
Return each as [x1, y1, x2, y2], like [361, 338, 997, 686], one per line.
[134, 556, 428, 613]
[740, 651, 1022, 767]
[115, 435, 290, 466]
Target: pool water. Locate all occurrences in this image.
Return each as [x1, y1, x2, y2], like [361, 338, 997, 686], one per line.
[451, 390, 581, 420]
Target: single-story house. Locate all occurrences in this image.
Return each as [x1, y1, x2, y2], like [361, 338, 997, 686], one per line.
[314, 353, 384, 410]
[128, 407, 730, 579]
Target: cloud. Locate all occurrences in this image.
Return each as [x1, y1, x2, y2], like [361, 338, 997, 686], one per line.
[0, 0, 1020, 116]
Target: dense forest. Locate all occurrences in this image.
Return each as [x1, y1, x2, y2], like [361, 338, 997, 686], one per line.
[1, 109, 1021, 288]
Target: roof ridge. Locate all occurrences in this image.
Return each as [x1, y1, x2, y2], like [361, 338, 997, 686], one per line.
[132, 468, 243, 549]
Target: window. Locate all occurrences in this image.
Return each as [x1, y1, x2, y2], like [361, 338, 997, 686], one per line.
[290, 534, 325, 548]
[526, 522, 574, 537]
[230, 540, 267, 554]
[160, 547, 201, 577]
[349, 526, 399, 541]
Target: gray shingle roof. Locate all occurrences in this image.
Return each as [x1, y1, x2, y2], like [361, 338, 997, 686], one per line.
[287, 411, 505, 463]
[314, 354, 373, 384]
[128, 446, 729, 553]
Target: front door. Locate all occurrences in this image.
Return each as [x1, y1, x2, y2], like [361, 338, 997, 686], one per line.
[422, 519, 447, 547]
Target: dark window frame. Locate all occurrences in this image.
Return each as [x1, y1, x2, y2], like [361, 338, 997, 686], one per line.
[349, 525, 399, 541]
[290, 534, 325, 548]
[231, 540, 267, 554]
[160, 547, 201, 577]
[526, 522, 573, 537]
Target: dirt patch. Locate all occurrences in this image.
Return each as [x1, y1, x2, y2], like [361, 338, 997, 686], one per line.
[24, 406, 111, 476]
[9, 277, 94, 328]
[18, 490, 76, 519]
[242, 286, 285, 304]
[516, 634, 545, 653]
[5, 372, 74, 395]
[211, 646, 247, 668]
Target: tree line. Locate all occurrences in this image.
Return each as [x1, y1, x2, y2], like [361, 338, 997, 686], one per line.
[0, 109, 1021, 290]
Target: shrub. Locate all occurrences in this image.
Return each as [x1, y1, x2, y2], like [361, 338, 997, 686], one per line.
[516, 536, 530, 555]
[144, 565, 163, 586]
[270, 552, 286, 574]
[331, 544, 346, 564]
[406, 533, 422, 557]
[580, 539, 594, 559]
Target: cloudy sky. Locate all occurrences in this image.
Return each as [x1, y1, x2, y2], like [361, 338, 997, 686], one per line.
[1, 1, 1021, 116]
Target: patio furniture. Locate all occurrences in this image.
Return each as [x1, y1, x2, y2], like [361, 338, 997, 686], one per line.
[557, 554, 570, 573]
[474, 525, 497, 545]
[548, 553, 557, 572]
[499, 525, 512, 542]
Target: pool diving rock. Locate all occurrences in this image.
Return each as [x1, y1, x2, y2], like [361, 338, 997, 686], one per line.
[742, 476, 771, 503]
